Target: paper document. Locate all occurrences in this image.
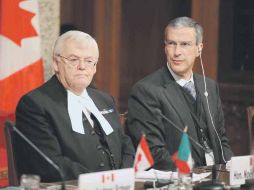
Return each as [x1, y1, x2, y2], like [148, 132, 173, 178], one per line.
[192, 172, 211, 182]
[135, 169, 211, 183]
[135, 169, 173, 181]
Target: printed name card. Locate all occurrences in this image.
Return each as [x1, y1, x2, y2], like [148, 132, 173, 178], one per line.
[230, 155, 254, 186]
[78, 168, 135, 190]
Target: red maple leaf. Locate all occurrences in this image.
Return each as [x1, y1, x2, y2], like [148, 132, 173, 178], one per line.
[0, 0, 38, 46]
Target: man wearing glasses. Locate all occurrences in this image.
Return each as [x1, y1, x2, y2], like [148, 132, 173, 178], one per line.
[15, 31, 135, 182]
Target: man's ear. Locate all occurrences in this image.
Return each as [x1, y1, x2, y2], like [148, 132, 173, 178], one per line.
[93, 65, 97, 74]
[52, 57, 59, 73]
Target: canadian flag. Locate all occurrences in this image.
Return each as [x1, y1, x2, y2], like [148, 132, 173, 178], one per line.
[0, 0, 44, 115]
[0, 0, 44, 186]
[101, 173, 115, 184]
[134, 135, 154, 173]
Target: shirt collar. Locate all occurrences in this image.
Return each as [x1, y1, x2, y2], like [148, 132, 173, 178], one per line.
[167, 62, 194, 87]
[68, 89, 89, 100]
[67, 89, 86, 134]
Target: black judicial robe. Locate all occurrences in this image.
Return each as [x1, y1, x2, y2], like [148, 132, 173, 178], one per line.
[15, 75, 135, 182]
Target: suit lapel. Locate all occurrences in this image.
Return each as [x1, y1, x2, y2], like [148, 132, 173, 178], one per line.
[161, 67, 203, 157]
[194, 75, 220, 163]
[48, 76, 74, 131]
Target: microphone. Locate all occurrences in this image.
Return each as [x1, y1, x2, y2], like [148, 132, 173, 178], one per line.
[157, 109, 225, 190]
[155, 108, 226, 188]
[136, 101, 225, 189]
[137, 99, 208, 154]
[5, 121, 66, 190]
[158, 109, 207, 153]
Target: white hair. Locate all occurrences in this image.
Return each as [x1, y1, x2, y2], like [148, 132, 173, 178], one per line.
[53, 30, 99, 57]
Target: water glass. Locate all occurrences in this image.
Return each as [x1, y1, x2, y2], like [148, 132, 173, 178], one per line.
[20, 174, 40, 190]
[177, 172, 193, 190]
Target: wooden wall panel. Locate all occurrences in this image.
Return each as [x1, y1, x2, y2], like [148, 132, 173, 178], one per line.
[60, 0, 94, 34]
[192, 0, 220, 80]
[120, 0, 191, 111]
[93, 0, 121, 103]
[220, 83, 254, 155]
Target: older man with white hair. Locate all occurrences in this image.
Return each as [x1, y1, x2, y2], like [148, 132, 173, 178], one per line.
[15, 31, 135, 182]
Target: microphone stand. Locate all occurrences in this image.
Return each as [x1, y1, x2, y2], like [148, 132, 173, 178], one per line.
[139, 104, 227, 190]
[160, 113, 225, 190]
[8, 122, 66, 190]
[193, 165, 224, 190]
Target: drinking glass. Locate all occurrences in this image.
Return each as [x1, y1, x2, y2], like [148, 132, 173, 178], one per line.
[20, 174, 40, 190]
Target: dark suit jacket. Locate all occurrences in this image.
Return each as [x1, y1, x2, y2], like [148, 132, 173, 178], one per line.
[126, 65, 232, 170]
[15, 75, 134, 182]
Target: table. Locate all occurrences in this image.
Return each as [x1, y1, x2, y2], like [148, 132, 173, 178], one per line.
[40, 165, 254, 190]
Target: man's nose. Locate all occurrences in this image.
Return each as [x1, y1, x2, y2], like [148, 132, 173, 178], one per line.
[174, 44, 182, 56]
[77, 61, 87, 70]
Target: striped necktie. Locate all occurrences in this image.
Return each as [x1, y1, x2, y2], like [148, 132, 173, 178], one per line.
[183, 81, 196, 100]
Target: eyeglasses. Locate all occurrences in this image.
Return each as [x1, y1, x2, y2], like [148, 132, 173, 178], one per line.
[57, 54, 97, 67]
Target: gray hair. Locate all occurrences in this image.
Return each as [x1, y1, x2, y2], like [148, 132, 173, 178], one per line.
[165, 17, 203, 44]
[53, 30, 99, 57]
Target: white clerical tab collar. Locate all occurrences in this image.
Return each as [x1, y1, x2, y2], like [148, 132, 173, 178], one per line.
[80, 89, 89, 98]
[67, 90, 85, 134]
[68, 89, 114, 135]
[79, 92, 114, 135]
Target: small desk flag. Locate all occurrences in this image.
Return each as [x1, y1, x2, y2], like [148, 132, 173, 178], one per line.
[172, 127, 193, 174]
[134, 135, 154, 173]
